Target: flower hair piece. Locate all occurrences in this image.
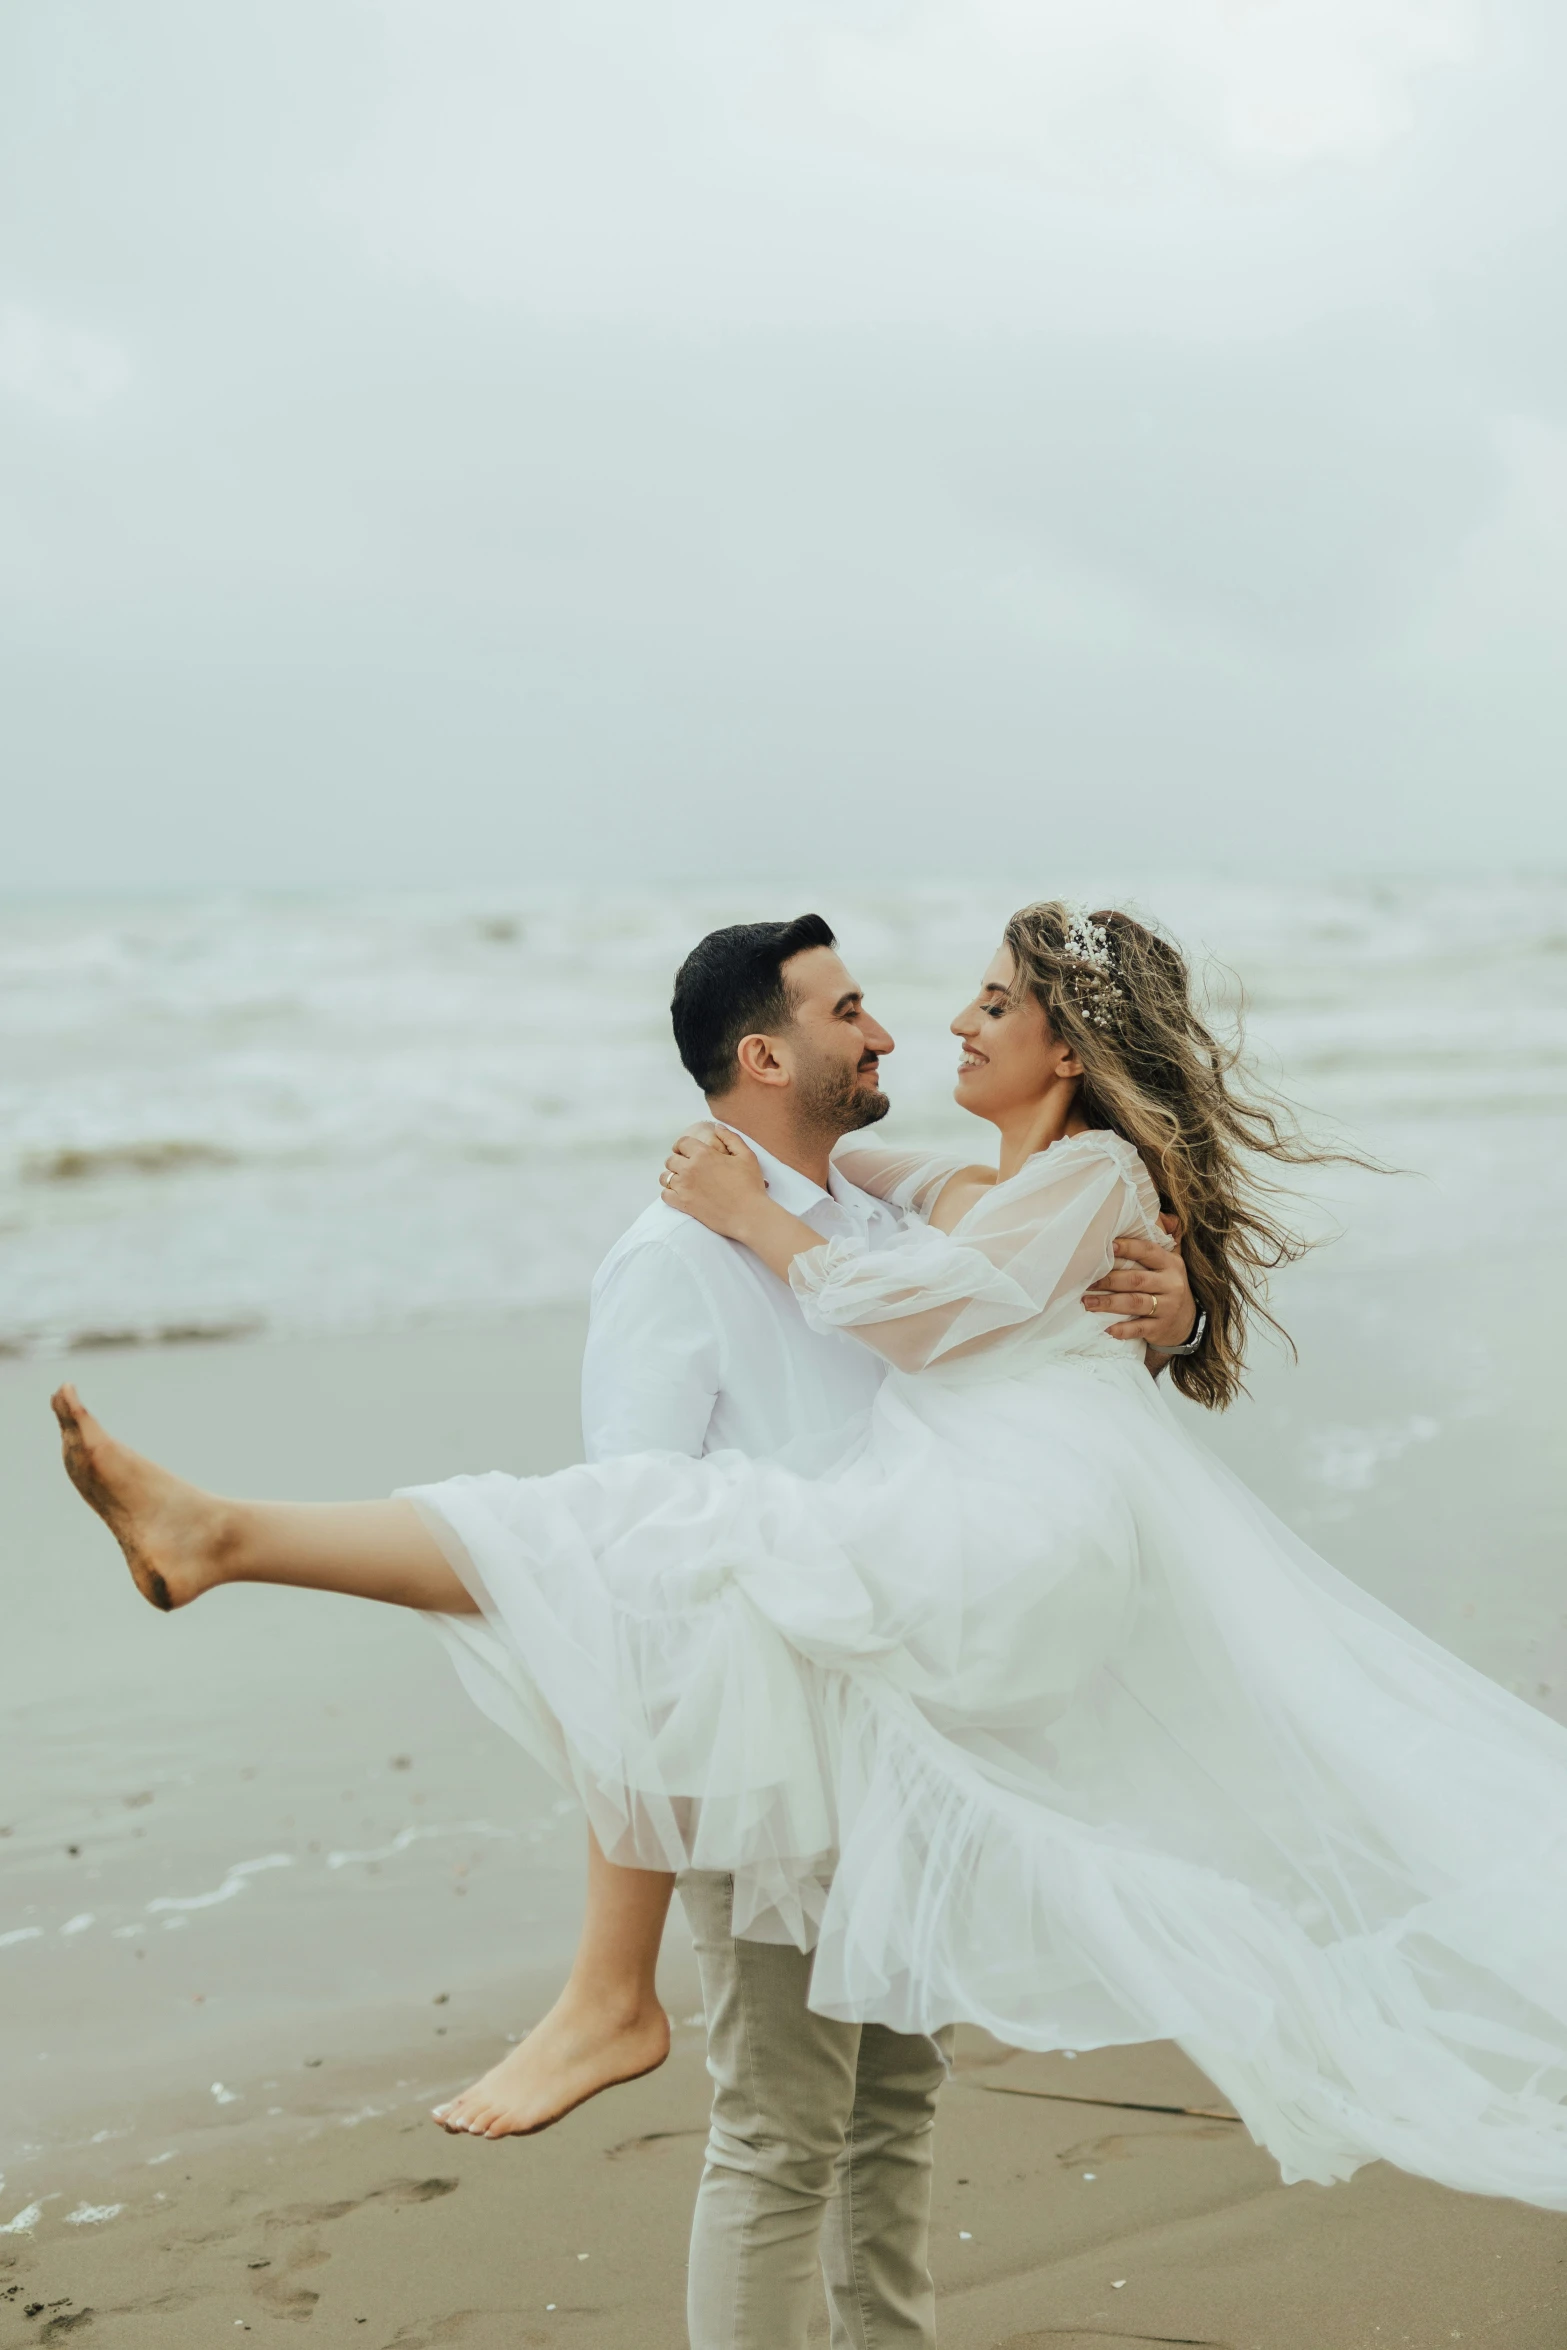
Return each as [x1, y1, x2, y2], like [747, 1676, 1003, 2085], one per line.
[1061, 907, 1125, 1030]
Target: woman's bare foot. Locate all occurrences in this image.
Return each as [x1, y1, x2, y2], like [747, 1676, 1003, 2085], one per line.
[431, 1990, 670, 2140]
[51, 1384, 234, 1613]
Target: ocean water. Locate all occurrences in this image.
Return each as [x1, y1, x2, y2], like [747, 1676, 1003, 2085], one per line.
[3, 874, 1566, 1354]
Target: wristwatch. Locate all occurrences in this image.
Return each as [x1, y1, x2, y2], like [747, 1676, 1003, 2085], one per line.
[1149, 1308, 1206, 1358]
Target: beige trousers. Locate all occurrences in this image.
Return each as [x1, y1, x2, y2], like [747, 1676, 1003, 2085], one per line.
[680, 1872, 952, 2350]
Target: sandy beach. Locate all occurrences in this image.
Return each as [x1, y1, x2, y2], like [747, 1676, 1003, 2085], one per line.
[5, 1229, 1567, 2345]
[6, 2028, 1567, 2347]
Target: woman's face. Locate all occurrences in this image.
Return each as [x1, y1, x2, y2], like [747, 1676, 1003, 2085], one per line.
[951, 944, 1081, 1121]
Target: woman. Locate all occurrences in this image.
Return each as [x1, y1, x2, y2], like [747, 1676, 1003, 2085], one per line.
[52, 903, 1567, 2208]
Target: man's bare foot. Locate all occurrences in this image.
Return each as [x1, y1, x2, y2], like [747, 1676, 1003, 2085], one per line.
[51, 1384, 234, 1613]
[431, 1991, 670, 2140]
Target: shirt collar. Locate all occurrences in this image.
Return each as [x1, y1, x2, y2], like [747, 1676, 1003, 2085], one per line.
[714, 1123, 832, 1218]
[714, 1123, 884, 1226]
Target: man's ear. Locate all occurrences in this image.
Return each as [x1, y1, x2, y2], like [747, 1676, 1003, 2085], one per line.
[733, 1032, 791, 1089]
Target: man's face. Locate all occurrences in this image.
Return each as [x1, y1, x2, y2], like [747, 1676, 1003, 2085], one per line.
[775, 946, 894, 1137]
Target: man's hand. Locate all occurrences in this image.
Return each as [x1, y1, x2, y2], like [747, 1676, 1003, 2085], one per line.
[660, 1123, 770, 1242]
[1083, 1220, 1197, 1353]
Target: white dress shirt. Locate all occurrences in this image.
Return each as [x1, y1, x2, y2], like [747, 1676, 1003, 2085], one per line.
[580, 1133, 903, 1469]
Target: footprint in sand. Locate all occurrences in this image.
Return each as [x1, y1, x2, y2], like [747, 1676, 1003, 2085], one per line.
[1055, 2125, 1244, 2166]
[384, 2317, 495, 2347]
[263, 2177, 459, 2229]
[252, 2178, 460, 2320]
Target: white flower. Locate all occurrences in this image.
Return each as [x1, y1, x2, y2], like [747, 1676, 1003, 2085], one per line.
[1061, 906, 1125, 1029]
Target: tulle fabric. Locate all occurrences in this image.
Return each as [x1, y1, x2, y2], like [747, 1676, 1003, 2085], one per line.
[406, 1133, 1567, 2207]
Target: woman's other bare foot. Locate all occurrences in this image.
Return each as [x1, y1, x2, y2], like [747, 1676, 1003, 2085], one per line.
[432, 1989, 670, 2140]
[51, 1384, 234, 1613]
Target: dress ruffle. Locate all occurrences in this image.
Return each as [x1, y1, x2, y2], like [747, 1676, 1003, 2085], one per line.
[403, 1132, 1567, 2208]
[408, 1350, 1567, 2208]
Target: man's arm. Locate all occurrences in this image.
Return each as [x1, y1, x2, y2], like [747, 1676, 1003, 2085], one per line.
[1082, 1226, 1198, 1375]
[581, 1239, 723, 1462]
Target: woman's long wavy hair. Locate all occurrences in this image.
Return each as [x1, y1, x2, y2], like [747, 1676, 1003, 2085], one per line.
[1004, 900, 1351, 1411]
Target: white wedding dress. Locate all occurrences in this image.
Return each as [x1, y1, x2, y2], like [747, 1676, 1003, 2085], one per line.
[408, 1132, 1567, 2208]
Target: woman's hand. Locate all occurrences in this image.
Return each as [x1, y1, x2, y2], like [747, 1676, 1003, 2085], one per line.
[659, 1123, 826, 1281]
[660, 1123, 769, 1242]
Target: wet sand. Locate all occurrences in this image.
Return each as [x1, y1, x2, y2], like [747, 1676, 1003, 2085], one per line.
[5, 2033, 1566, 2347]
[5, 1166, 1567, 2343]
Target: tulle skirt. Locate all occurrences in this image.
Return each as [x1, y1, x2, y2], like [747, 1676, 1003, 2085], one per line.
[405, 1346, 1567, 2208]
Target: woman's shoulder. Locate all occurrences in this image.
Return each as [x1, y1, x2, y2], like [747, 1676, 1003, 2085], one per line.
[1049, 1128, 1143, 1177]
[1006, 1130, 1166, 1231]
[840, 1129, 1166, 1240]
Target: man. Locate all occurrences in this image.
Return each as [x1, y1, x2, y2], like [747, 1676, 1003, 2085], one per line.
[581, 914, 1197, 2350]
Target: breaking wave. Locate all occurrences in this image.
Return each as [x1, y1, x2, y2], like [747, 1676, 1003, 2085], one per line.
[1, 876, 1564, 1355]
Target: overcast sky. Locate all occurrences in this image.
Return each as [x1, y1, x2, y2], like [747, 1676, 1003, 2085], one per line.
[4, 0, 1565, 891]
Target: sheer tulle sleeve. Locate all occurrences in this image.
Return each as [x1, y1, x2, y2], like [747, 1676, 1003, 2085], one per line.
[829, 1141, 978, 1218]
[793, 1133, 1168, 1373]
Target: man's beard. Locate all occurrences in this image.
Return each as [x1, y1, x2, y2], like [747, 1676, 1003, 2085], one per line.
[796, 1059, 891, 1139]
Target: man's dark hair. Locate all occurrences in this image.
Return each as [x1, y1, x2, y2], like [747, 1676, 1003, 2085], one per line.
[671, 915, 837, 1095]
